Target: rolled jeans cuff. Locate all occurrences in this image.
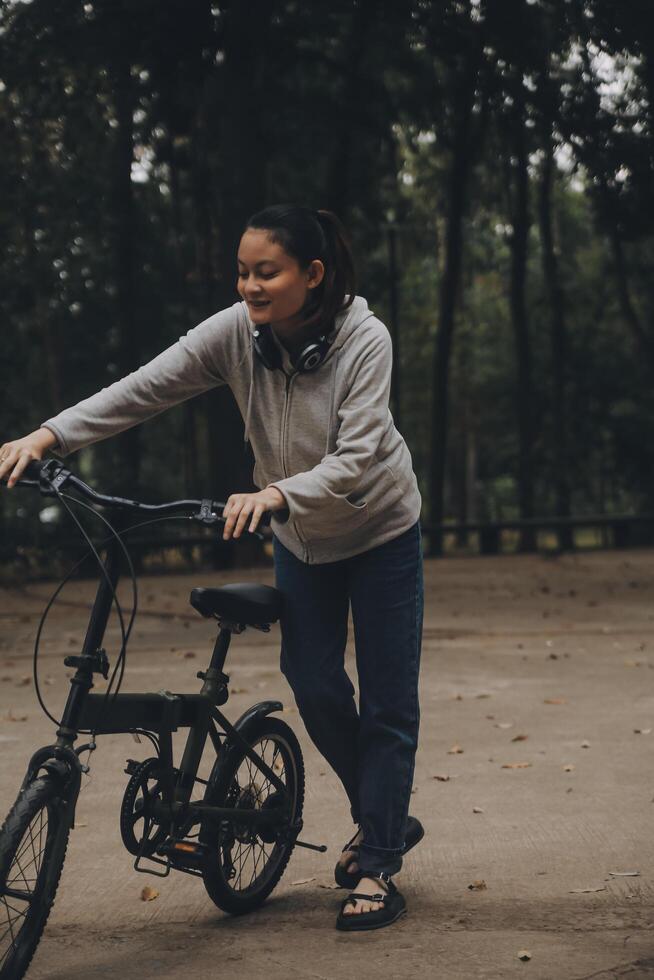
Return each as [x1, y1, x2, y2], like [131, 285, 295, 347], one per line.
[357, 843, 404, 877]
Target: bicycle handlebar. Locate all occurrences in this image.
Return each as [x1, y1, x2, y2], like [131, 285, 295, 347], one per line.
[3, 458, 272, 529]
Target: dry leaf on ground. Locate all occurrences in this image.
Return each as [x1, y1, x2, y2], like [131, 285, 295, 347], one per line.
[467, 879, 487, 891]
[140, 886, 159, 902]
[501, 762, 532, 769]
[448, 743, 464, 754]
[472, 806, 484, 813]
[517, 950, 532, 961]
[570, 886, 606, 893]
[544, 698, 567, 704]
[290, 877, 316, 886]
[563, 764, 575, 772]
[433, 774, 451, 781]
[511, 734, 528, 742]
[608, 870, 640, 877]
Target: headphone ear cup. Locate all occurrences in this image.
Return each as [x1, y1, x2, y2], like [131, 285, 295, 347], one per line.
[252, 325, 282, 371]
[295, 336, 330, 373]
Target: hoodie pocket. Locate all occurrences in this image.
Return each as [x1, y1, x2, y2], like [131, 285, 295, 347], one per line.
[301, 490, 369, 540]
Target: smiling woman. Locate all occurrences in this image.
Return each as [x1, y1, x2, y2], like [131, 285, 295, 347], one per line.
[0, 202, 424, 932]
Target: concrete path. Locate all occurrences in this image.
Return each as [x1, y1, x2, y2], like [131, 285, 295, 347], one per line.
[1, 548, 653, 979]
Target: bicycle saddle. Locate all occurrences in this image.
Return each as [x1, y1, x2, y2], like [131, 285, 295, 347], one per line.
[189, 584, 283, 626]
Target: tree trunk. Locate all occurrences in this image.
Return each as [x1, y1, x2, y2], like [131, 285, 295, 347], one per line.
[428, 45, 484, 556]
[538, 139, 573, 549]
[325, 0, 380, 218]
[111, 34, 141, 495]
[506, 86, 536, 552]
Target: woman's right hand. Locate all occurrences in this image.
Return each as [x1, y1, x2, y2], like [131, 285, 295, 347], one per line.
[0, 428, 58, 489]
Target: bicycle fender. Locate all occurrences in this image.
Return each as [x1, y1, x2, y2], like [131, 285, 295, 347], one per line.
[232, 700, 283, 736]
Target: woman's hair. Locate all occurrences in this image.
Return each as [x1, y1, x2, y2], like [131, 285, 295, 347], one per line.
[243, 203, 356, 333]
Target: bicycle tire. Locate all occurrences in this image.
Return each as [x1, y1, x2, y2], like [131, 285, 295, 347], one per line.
[0, 777, 70, 980]
[200, 716, 304, 915]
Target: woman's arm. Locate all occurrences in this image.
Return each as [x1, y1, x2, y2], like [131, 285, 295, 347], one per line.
[41, 303, 245, 457]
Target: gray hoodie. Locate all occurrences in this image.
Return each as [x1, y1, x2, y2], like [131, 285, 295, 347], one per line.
[42, 295, 422, 564]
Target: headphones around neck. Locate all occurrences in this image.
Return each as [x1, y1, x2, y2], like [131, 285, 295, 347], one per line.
[252, 322, 333, 373]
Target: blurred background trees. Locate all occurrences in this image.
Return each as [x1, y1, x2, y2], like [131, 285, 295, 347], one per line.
[1, 0, 652, 567]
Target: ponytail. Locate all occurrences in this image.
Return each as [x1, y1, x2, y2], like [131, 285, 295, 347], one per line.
[244, 203, 357, 334]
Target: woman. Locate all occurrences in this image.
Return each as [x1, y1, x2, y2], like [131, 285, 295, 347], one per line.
[0, 204, 424, 931]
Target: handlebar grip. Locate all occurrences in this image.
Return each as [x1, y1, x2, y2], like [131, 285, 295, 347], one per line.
[24, 459, 46, 480]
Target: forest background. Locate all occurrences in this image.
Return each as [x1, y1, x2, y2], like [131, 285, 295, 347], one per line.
[1, 0, 652, 574]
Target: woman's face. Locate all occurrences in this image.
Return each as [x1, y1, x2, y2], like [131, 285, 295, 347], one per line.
[237, 228, 324, 333]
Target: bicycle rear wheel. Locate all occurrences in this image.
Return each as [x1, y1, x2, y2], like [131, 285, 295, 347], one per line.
[0, 777, 71, 980]
[200, 716, 304, 915]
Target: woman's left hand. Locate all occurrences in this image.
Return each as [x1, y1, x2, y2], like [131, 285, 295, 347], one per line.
[222, 486, 287, 539]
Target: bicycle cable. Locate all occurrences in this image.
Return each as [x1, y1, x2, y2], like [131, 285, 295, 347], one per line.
[32, 503, 207, 738]
[32, 490, 135, 732]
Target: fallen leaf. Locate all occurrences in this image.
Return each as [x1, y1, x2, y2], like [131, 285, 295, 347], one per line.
[140, 886, 159, 902]
[433, 774, 451, 782]
[290, 877, 316, 886]
[511, 734, 528, 742]
[496, 722, 513, 729]
[467, 879, 487, 891]
[472, 806, 484, 814]
[475, 693, 491, 699]
[501, 762, 532, 769]
[7, 710, 27, 722]
[563, 764, 575, 772]
[448, 744, 464, 754]
[183, 651, 196, 659]
[608, 870, 640, 877]
[544, 698, 567, 704]
[634, 728, 652, 735]
[17, 676, 31, 687]
[581, 740, 591, 748]
[229, 687, 249, 694]
[517, 950, 532, 962]
[449, 694, 463, 701]
[570, 886, 606, 893]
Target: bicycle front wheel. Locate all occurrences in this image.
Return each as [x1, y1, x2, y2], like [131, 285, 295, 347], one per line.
[0, 777, 71, 980]
[200, 715, 304, 915]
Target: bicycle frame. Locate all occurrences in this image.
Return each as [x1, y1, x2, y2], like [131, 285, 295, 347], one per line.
[22, 530, 295, 859]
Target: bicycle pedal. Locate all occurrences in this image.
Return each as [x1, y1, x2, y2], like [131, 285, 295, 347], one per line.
[157, 839, 210, 870]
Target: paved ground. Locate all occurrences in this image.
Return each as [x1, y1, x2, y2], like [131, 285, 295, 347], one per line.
[1, 547, 654, 980]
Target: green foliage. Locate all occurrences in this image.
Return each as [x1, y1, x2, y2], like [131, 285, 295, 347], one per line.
[1, 0, 652, 565]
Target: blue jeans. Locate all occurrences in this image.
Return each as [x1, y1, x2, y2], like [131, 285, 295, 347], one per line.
[272, 521, 424, 876]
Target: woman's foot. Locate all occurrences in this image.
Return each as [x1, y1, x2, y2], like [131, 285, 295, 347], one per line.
[340, 875, 386, 915]
[336, 872, 407, 931]
[337, 827, 363, 878]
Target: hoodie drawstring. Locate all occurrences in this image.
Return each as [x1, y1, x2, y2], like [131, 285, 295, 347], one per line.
[324, 350, 339, 457]
[243, 338, 255, 447]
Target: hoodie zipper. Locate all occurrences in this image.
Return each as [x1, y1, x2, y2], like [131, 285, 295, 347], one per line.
[280, 372, 312, 563]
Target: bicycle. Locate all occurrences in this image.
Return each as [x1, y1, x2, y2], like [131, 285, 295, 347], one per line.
[0, 458, 326, 980]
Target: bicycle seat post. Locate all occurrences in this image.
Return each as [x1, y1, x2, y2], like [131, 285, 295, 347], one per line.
[197, 622, 236, 704]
